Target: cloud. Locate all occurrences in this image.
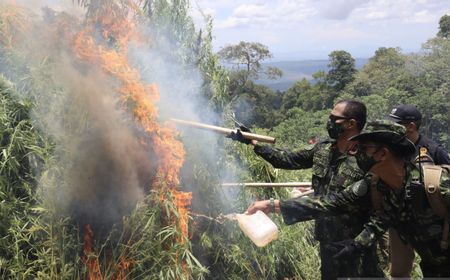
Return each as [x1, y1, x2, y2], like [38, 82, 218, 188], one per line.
[215, 1, 316, 29]
[350, 0, 449, 23]
[214, 4, 268, 28]
[193, 0, 450, 59]
[405, 9, 437, 23]
[200, 0, 449, 27]
[313, 24, 371, 41]
[316, 0, 369, 20]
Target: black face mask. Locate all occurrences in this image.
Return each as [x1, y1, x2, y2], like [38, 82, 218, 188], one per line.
[326, 119, 344, 139]
[355, 149, 379, 173]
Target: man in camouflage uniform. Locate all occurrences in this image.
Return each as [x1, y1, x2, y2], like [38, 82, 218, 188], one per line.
[388, 104, 450, 165]
[386, 104, 450, 277]
[247, 120, 450, 277]
[231, 100, 383, 279]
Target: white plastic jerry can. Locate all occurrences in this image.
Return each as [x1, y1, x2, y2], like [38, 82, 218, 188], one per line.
[236, 210, 279, 247]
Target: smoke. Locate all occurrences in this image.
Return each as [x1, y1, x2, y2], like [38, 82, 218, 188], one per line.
[1, 0, 240, 235]
[122, 17, 248, 225]
[46, 60, 154, 230]
[0, 2, 158, 232]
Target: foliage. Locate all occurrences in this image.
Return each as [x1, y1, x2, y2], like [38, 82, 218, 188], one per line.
[341, 42, 450, 146]
[0, 75, 81, 279]
[217, 41, 282, 83]
[273, 108, 329, 147]
[231, 82, 283, 128]
[437, 14, 450, 38]
[120, 191, 209, 279]
[326, 50, 356, 92]
[196, 16, 231, 112]
[281, 72, 331, 113]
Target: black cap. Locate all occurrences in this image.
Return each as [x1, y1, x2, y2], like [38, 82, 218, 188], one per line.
[387, 104, 422, 123]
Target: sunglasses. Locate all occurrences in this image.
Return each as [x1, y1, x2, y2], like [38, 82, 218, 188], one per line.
[329, 114, 350, 123]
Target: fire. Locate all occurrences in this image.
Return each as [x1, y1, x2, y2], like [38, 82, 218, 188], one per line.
[173, 190, 193, 242]
[82, 224, 103, 280]
[4, 1, 193, 277]
[0, 3, 31, 48]
[116, 256, 132, 280]
[71, 1, 192, 278]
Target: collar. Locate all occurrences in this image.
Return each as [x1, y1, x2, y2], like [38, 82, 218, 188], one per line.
[375, 164, 413, 197]
[347, 141, 359, 155]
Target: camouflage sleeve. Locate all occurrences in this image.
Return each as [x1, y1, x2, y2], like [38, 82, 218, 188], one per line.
[253, 143, 318, 169]
[441, 179, 450, 206]
[354, 214, 390, 248]
[279, 179, 370, 225]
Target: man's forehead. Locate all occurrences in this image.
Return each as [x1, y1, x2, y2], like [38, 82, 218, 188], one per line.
[331, 102, 346, 115]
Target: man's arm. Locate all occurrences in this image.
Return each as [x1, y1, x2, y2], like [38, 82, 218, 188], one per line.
[434, 145, 450, 165]
[253, 143, 319, 170]
[279, 179, 370, 225]
[246, 179, 369, 218]
[353, 214, 390, 248]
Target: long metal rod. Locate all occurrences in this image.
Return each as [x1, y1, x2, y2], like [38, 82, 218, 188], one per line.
[170, 118, 276, 144]
[221, 182, 312, 188]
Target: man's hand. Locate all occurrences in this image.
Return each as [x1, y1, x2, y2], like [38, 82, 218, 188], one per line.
[228, 128, 252, 145]
[246, 200, 271, 215]
[327, 239, 363, 259]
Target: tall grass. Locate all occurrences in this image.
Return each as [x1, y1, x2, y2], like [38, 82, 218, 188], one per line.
[0, 1, 322, 279]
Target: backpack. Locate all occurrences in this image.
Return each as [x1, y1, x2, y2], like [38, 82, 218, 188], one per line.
[369, 164, 450, 250]
[422, 164, 449, 250]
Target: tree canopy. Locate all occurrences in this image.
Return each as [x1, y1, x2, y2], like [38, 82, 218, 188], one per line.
[438, 14, 450, 38]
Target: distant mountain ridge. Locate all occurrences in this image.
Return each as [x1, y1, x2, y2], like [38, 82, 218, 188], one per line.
[256, 58, 369, 91]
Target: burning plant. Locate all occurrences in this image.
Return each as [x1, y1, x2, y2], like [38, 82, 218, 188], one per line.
[0, 0, 208, 279]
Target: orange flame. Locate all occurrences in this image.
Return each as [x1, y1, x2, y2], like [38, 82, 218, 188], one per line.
[82, 224, 103, 280]
[115, 256, 132, 280]
[0, 3, 31, 48]
[72, 1, 192, 277]
[173, 190, 193, 242]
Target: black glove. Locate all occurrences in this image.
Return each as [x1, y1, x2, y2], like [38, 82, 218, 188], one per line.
[228, 128, 251, 145]
[227, 125, 252, 145]
[327, 239, 363, 259]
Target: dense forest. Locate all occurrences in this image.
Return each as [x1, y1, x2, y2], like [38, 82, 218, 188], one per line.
[0, 0, 448, 279]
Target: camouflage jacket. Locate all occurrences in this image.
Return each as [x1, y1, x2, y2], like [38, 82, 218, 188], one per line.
[254, 141, 366, 242]
[279, 164, 450, 267]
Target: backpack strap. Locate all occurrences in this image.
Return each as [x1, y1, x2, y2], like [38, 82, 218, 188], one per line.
[422, 165, 449, 250]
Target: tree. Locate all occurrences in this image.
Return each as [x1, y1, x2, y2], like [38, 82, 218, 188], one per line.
[217, 41, 282, 85]
[437, 14, 450, 38]
[345, 47, 407, 97]
[326, 50, 356, 91]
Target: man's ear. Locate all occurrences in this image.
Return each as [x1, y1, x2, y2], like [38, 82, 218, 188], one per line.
[375, 147, 389, 161]
[405, 122, 417, 132]
[347, 119, 357, 129]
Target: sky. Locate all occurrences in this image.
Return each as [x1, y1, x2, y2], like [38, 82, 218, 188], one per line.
[191, 0, 450, 61]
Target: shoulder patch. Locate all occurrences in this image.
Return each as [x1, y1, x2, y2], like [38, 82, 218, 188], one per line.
[350, 179, 369, 197]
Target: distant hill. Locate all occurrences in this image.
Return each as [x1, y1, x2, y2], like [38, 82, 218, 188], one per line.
[256, 58, 369, 91]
